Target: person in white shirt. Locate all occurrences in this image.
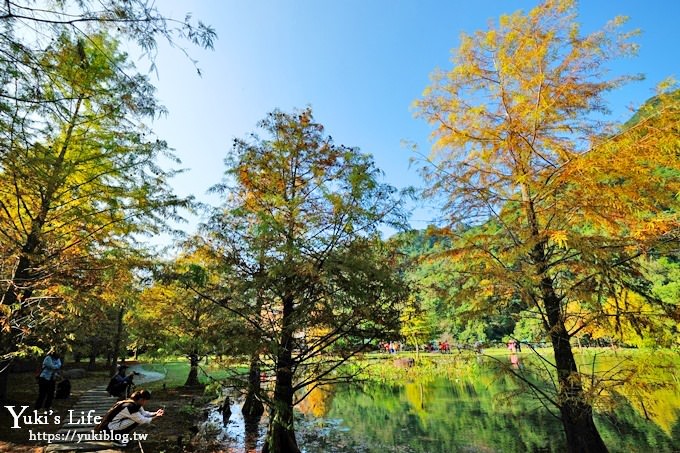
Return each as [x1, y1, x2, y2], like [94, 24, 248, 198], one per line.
[35, 349, 62, 410]
[105, 389, 164, 447]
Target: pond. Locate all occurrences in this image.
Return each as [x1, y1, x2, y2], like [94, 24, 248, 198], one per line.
[198, 352, 680, 452]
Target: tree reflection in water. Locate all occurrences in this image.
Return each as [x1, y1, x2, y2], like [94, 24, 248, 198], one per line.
[198, 357, 680, 452]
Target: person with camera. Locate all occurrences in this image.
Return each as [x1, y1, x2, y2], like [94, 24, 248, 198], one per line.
[107, 364, 135, 398]
[35, 348, 62, 410]
[97, 389, 165, 448]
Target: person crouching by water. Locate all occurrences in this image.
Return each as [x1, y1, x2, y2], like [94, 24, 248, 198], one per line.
[35, 348, 62, 410]
[98, 389, 164, 448]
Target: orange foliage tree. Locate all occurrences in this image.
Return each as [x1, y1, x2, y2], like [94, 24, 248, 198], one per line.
[204, 108, 409, 453]
[415, 1, 679, 451]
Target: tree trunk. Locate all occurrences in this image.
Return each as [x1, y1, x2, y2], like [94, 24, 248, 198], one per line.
[0, 98, 83, 400]
[110, 306, 125, 374]
[184, 353, 200, 387]
[522, 181, 607, 453]
[87, 351, 97, 371]
[262, 414, 299, 453]
[244, 416, 260, 452]
[543, 279, 608, 453]
[263, 294, 300, 453]
[262, 365, 299, 453]
[244, 258, 266, 419]
[242, 353, 264, 418]
[0, 253, 39, 400]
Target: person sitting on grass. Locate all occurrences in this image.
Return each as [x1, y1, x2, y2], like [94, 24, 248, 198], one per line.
[98, 389, 164, 448]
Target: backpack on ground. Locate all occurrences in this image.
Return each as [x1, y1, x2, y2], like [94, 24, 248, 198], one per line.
[105, 376, 117, 396]
[34, 365, 44, 383]
[55, 378, 71, 399]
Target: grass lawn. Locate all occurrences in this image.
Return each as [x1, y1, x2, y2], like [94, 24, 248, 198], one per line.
[141, 358, 240, 390]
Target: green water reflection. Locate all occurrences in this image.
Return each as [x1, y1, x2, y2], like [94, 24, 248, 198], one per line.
[213, 353, 680, 452]
[298, 361, 680, 452]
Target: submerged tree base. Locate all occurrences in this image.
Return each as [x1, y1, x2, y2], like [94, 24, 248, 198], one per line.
[242, 392, 265, 418]
[262, 428, 300, 453]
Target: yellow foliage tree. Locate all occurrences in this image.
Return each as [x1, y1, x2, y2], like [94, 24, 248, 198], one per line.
[415, 1, 679, 451]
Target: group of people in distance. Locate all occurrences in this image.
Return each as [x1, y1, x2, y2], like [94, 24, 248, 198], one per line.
[507, 339, 522, 353]
[507, 339, 522, 369]
[428, 341, 451, 353]
[35, 349, 164, 448]
[380, 341, 453, 353]
[381, 341, 402, 353]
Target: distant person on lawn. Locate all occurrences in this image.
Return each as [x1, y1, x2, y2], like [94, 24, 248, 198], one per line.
[35, 349, 62, 410]
[98, 389, 164, 448]
[107, 364, 135, 398]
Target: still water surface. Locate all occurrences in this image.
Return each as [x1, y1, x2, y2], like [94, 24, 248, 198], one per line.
[201, 354, 680, 452]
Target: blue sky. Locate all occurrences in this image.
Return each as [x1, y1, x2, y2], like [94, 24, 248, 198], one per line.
[144, 0, 680, 238]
